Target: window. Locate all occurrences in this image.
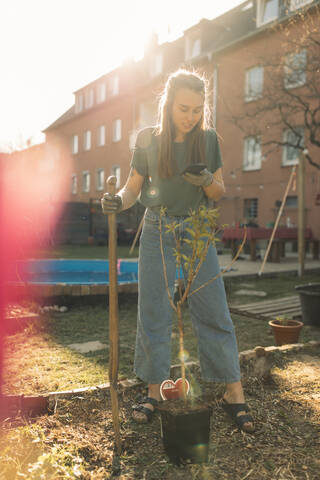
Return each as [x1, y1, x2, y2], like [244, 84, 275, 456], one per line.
[111, 75, 119, 96]
[71, 175, 77, 194]
[96, 169, 104, 191]
[150, 53, 163, 77]
[285, 196, 298, 208]
[243, 136, 262, 171]
[112, 165, 121, 188]
[282, 127, 304, 166]
[244, 198, 258, 219]
[97, 125, 105, 146]
[185, 37, 201, 59]
[85, 89, 94, 109]
[245, 66, 264, 101]
[129, 130, 138, 151]
[84, 130, 91, 151]
[75, 94, 83, 113]
[257, 0, 278, 26]
[112, 119, 121, 142]
[82, 171, 90, 192]
[139, 101, 158, 128]
[97, 83, 106, 103]
[284, 50, 307, 89]
[290, 0, 312, 12]
[72, 135, 78, 154]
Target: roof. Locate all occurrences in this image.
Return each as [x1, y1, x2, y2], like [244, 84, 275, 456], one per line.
[45, 0, 320, 131]
[43, 105, 75, 132]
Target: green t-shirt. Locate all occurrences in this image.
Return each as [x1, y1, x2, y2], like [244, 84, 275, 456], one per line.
[131, 127, 223, 216]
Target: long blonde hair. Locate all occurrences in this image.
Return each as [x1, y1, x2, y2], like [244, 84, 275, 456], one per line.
[156, 69, 211, 178]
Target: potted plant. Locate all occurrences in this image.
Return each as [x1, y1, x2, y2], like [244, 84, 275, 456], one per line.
[295, 283, 320, 327]
[268, 315, 304, 346]
[157, 206, 244, 465]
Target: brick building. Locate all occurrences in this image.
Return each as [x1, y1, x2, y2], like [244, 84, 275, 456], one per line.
[41, 0, 320, 241]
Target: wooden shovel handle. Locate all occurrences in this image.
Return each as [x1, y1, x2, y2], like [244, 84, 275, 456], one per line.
[106, 175, 119, 383]
[106, 175, 121, 453]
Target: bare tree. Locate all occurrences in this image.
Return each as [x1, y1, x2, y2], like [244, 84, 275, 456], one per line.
[226, 5, 320, 170]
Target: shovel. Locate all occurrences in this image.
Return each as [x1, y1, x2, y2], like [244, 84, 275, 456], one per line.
[106, 175, 121, 454]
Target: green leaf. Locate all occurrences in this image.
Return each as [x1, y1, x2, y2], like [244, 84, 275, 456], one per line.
[185, 227, 196, 237]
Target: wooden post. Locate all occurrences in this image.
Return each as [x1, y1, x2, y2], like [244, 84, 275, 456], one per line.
[106, 175, 121, 454]
[298, 152, 305, 277]
[259, 166, 296, 276]
[250, 238, 256, 261]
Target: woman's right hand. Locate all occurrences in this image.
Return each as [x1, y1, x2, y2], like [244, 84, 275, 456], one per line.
[101, 193, 123, 215]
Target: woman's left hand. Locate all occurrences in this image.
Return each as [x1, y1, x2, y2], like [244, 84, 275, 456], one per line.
[183, 168, 213, 187]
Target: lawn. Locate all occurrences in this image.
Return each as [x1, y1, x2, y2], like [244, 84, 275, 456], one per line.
[1, 270, 320, 479]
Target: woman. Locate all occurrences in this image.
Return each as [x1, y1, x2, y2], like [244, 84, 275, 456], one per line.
[101, 69, 255, 433]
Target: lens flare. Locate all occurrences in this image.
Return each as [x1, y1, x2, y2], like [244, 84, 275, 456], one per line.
[0, 143, 71, 405]
[146, 186, 160, 198]
[178, 349, 190, 362]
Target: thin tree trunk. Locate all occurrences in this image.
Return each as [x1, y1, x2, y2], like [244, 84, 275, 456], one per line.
[177, 301, 187, 402]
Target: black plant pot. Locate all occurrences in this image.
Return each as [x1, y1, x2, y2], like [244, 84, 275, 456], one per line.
[295, 283, 320, 327]
[159, 405, 212, 465]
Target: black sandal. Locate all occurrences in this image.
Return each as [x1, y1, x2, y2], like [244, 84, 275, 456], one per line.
[132, 396, 159, 423]
[221, 398, 255, 433]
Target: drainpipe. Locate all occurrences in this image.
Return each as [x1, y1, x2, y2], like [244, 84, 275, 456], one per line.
[298, 150, 306, 277]
[213, 65, 218, 129]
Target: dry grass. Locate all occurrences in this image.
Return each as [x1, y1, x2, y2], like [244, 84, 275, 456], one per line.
[1, 271, 320, 478]
[1, 351, 319, 479]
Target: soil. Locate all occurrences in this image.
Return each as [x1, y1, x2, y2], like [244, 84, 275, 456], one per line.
[1, 350, 320, 479]
[157, 398, 210, 415]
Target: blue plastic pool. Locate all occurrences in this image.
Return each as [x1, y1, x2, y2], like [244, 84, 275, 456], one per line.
[9, 259, 139, 285]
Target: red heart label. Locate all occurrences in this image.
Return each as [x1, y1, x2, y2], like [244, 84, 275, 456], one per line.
[160, 378, 190, 400]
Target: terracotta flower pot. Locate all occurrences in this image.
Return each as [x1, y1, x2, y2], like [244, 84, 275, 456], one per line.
[268, 319, 304, 346]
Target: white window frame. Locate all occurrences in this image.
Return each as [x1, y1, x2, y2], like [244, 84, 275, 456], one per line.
[97, 125, 106, 147]
[129, 130, 138, 151]
[97, 83, 106, 103]
[75, 94, 83, 113]
[257, 0, 279, 27]
[245, 66, 264, 101]
[112, 165, 121, 189]
[290, 0, 312, 12]
[72, 134, 78, 154]
[85, 88, 94, 109]
[82, 171, 90, 193]
[185, 36, 201, 60]
[84, 130, 91, 151]
[111, 75, 119, 96]
[282, 127, 304, 166]
[71, 174, 77, 195]
[284, 50, 307, 89]
[96, 169, 104, 191]
[112, 119, 121, 142]
[150, 52, 163, 77]
[243, 136, 262, 171]
[244, 198, 259, 219]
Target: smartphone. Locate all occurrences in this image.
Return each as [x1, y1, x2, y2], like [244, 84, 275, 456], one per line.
[181, 164, 207, 175]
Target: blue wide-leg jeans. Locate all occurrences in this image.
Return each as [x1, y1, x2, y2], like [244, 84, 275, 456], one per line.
[133, 208, 241, 384]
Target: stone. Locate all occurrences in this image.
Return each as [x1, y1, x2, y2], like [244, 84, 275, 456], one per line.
[252, 356, 273, 378]
[235, 289, 267, 296]
[67, 341, 107, 353]
[239, 349, 256, 361]
[254, 346, 267, 357]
